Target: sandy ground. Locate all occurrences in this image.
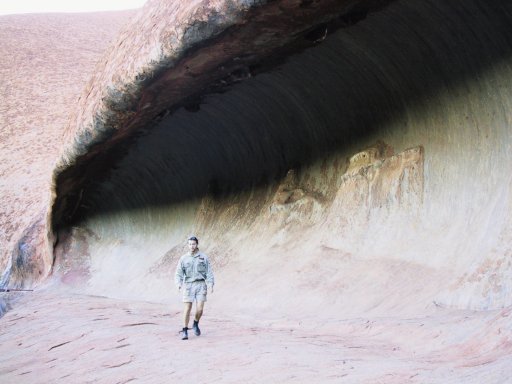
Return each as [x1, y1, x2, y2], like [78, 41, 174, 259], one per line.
[1, 290, 511, 384]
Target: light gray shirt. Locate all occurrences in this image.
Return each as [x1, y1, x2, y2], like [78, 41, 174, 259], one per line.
[174, 251, 214, 288]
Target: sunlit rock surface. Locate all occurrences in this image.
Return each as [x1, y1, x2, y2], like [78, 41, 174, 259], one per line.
[2, 0, 512, 382]
[50, 0, 512, 312]
[0, 11, 134, 287]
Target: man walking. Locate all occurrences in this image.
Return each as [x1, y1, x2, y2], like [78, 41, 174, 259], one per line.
[175, 236, 214, 340]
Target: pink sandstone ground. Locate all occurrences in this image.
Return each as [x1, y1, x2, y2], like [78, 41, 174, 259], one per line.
[1, 289, 511, 383]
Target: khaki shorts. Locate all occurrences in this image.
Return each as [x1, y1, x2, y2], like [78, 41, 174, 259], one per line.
[182, 280, 207, 303]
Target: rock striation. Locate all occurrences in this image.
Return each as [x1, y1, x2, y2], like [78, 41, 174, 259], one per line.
[47, 0, 512, 314]
[2, 0, 512, 381]
[2, 0, 512, 323]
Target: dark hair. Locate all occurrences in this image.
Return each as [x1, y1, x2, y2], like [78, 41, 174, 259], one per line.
[188, 236, 199, 244]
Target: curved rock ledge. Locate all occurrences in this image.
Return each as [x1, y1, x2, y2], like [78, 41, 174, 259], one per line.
[3, 0, 512, 316]
[52, 0, 391, 230]
[2, 1, 512, 380]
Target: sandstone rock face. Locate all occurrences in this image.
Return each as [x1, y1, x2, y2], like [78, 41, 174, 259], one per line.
[2, 0, 511, 314]
[3, 0, 512, 381]
[45, 0, 512, 314]
[0, 12, 134, 286]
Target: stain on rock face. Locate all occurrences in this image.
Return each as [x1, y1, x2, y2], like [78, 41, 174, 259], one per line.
[6, 215, 47, 289]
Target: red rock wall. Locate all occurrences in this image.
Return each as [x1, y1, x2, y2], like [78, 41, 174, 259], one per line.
[2, 0, 512, 317]
[48, 0, 512, 315]
[0, 11, 135, 286]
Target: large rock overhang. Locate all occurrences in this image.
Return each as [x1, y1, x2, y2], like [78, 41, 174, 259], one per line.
[51, 0, 392, 231]
[50, 0, 512, 255]
[43, 0, 512, 311]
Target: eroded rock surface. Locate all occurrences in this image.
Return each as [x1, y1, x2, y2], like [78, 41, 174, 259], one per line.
[44, 0, 512, 315]
[1, 290, 511, 383]
[0, 11, 134, 287]
[2, 0, 512, 382]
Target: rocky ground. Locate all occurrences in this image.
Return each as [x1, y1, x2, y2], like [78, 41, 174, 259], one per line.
[1, 289, 511, 384]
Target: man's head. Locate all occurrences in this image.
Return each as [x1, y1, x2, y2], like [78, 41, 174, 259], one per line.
[188, 236, 199, 252]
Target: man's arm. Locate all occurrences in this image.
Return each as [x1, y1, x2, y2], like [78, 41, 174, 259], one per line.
[174, 257, 184, 289]
[205, 255, 214, 292]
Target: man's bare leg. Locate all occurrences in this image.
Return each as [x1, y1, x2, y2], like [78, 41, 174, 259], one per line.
[192, 301, 205, 336]
[183, 302, 193, 328]
[195, 301, 205, 322]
